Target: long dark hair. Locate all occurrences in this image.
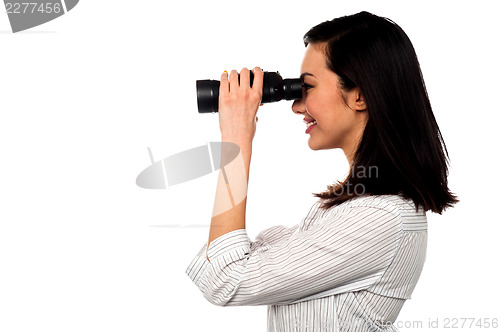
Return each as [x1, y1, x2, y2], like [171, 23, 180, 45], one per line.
[304, 11, 458, 214]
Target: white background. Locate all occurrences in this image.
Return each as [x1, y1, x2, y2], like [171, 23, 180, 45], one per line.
[1, 1, 499, 331]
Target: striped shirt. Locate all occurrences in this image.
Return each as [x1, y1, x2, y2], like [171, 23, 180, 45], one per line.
[186, 194, 427, 331]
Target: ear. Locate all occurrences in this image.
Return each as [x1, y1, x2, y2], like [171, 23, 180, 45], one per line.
[352, 88, 367, 111]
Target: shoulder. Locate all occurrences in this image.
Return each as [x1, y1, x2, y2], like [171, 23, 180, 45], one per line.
[338, 194, 418, 216]
[321, 194, 427, 232]
[315, 194, 414, 226]
[302, 196, 409, 246]
[301, 194, 425, 232]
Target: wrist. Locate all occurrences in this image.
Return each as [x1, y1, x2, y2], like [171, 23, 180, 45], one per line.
[221, 136, 253, 150]
[221, 136, 252, 177]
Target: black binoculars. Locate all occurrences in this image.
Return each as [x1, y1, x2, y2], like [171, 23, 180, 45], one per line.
[196, 71, 302, 113]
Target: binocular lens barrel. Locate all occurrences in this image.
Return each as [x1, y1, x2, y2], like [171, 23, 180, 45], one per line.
[196, 71, 302, 113]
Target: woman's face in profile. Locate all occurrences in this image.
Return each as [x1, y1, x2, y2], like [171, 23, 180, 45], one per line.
[292, 43, 367, 158]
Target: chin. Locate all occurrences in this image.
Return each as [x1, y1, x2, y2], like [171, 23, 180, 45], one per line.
[307, 139, 322, 151]
[308, 137, 338, 151]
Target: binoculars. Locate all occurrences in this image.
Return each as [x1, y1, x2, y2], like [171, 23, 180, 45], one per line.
[196, 71, 302, 113]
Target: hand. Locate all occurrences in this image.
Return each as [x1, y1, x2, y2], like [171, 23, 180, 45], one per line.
[218, 67, 263, 146]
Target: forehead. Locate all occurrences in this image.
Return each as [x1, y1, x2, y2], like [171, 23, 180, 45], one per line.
[301, 43, 328, 76]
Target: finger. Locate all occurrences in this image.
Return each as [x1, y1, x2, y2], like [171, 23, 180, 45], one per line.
[220, 70, 229, 95]
[229, 70, 239, 92]
[252, 67, 264, 97]
[239, 67, 250, 89]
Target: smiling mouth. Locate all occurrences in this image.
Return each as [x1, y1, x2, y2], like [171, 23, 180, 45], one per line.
[305, 120, 317, 134]
[306, 120, 317, 129]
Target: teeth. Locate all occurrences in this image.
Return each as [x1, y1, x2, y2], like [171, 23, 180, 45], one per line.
[306, 120, 317, 128]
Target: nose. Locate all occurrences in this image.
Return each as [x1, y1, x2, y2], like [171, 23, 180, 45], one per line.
[292, 98, 306, 115]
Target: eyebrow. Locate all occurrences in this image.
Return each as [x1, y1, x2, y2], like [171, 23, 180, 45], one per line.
[300, 73, 315, 82]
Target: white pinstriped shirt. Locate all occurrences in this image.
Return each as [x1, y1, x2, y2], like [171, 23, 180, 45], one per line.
[186, 194, 427, 331]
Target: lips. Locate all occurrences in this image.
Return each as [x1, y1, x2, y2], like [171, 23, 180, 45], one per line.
[305, 120, 317, 134]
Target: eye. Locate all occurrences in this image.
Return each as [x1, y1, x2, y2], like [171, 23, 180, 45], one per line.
[302, 83, 313, 91]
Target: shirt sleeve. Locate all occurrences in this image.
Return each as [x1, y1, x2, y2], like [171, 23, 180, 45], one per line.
[185, 205, 403, 307]
[185, 223, 299, 287]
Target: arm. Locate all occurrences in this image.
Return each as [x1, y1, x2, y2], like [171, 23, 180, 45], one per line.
[189, 205, 403, 307]
[186, 223, 300, 287]
[206, 67, 263, 260]
[207, 141, 252, 253]
[186, 202, 317, 285]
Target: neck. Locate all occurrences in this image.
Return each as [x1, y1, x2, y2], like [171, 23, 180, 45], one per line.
[343, 148, 355, 170]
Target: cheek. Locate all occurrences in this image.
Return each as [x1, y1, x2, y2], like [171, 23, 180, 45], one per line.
[304, 97, 322, 119]
[305, 94, 332, 123]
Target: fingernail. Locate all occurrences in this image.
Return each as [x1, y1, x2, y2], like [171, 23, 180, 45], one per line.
[224, 70, 228, 74]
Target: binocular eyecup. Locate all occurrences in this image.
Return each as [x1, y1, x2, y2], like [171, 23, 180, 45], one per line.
[196, 71, 302, 113]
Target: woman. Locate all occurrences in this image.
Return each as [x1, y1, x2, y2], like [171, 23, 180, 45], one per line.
[186, 11, 457, 331]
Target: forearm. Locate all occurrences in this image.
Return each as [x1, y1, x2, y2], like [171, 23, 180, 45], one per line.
[207, 140, 252, 259]
[206, 67, 262, 260]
